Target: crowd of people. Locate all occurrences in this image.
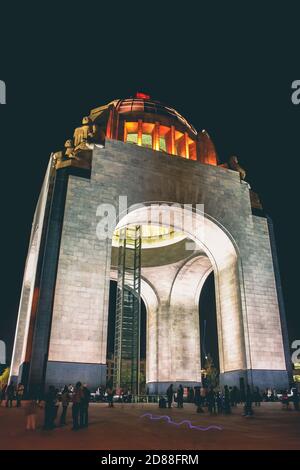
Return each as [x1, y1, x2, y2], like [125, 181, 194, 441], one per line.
[1, 380, 299, 431]
[0, 381, 117, 431]
[43, 382, 91, 431]
[159, 383, 300, 417]
[0, 382, 24, 408]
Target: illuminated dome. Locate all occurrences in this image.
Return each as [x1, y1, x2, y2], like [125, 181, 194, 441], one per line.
[89, 93, 218, 164]
[112, 224, 186, 249]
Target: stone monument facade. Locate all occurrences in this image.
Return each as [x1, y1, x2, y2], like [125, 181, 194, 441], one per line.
[10, 95, 290, 393]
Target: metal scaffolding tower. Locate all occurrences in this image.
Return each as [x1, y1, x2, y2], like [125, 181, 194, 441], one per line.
[113, 226, 141, 395]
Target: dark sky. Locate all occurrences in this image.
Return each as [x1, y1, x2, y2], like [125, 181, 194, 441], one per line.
[1, 3, 300, 364]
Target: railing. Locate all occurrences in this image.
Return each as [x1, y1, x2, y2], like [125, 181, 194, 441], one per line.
[131, 395, 162, 403]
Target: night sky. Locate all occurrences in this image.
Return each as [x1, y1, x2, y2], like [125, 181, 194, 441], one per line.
[1, 4, 300, 365]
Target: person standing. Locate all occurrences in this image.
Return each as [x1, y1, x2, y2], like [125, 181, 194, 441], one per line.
[0, 383, 7, 406]
[177, 385, 184, 408]
[207, 387, 216, 414]
[16, 383, 25, 407]
[216, 391, 223, 414]
[95, 386, 100, 402]
[254, 386, 261, 407]
[243, 385, 254, 417]
[229, 387, 235, 407]
[60, 385, 70, 426]
[107, 387, 114, 408]
[240, 380, 246, 403]
[233, 386, 240, 405]
[72, 382, 83, 430]
[200, 385, 207, 408]
[188, 387, 194, 403]
[6, 382, 15, 408]
[281, 390, 290, 410]
[80, 384, 91, 428]
[267, 388, 272, 401]
[292, 387, 299, 411]
[159, 396, 167, 408]
[25, 398, 38, 431]
[53, 389, 60, 422]
[224, 385, 231, 414]
[43, 385, 57, 430]
[166, 384, 174, 409]
[194, 386, 204, 413]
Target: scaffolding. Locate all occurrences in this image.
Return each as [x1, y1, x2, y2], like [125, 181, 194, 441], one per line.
[113, 226, 142, 395]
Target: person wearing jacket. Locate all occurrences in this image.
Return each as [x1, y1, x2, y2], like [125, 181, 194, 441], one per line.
[72, 381, 83, 430]
[60, 385, 70, 426]
[80, 384, 91, 428]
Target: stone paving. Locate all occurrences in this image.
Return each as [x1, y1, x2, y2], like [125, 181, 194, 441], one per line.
[0, 402, 299, 450]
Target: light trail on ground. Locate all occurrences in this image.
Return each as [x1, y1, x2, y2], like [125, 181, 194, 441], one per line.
[140, 413, 223, 431]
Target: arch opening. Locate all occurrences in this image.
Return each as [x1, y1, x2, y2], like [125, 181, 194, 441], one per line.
[108, 203, 246, 394]
[199, 272, 219, 381]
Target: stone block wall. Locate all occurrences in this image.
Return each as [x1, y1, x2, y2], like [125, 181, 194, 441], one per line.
[40, 139, 288, 389]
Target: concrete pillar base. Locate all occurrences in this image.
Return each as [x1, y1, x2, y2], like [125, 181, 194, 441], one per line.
[45, 361, 106, 391]
[220, 369, 289, 390]
[147, 381, 201, 395]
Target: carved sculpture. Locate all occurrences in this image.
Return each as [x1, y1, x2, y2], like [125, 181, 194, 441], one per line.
[64, 139, 76, 158]
[73, 116, 104, 148]
[54, 116, 104, 170]
[73, 117, 91, 147]
[52, 150, 62, 164]
[228, 155, 246, 180]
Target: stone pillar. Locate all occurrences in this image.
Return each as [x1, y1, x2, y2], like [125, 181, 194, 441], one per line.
[143, 255, 212, 394]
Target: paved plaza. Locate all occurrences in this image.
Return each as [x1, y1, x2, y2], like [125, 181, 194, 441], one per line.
[0, 402, 299, 450]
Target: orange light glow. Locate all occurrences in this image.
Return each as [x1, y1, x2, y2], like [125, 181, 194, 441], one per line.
[123, 121, 127, 142]
[126, 122, 138, 133]
[154, 122, 160, 151]
[136, 92, 150, 99]
[106, 109, 113, 138]
[25, 287, 40, 362]
[123, 119, 199, 160]
[138, 120, 143, 146]
[170, 126, 176, 155]
[198, 130, 218, 165]
[184, 132, 189, 159]
[142, 122, 155, 134]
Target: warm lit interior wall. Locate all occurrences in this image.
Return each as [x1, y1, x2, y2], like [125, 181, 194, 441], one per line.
[124, 121, 196, 159]
[198, 130, 218, 165]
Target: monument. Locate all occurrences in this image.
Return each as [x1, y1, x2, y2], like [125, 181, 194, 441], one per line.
[10, 94, 291, 394]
